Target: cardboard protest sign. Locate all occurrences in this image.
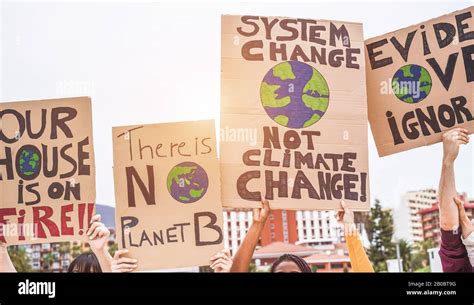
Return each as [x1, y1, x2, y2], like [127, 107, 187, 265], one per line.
[220, 15, 370, 211]
[0, 97, 96, 245]
[365, 6, 474, 156]
[112, 120, 224, 271]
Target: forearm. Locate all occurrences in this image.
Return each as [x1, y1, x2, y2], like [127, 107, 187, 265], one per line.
[230, 223, 264, 272]
[91, 247, 113, 272]
[0, 248, 17, 272]
[438, 162, 458, 230]
[459, 215, 474, 239]
[346, 232, 374, 273]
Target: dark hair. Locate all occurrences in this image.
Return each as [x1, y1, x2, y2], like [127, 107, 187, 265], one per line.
[270, 253, 312, 273]
[67, 252, 102, 273]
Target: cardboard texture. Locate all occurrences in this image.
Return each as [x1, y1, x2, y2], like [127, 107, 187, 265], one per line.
[365, 6, 474, 156]
[220, 15, 370, 211]
[112, 120, 224, 271]
[0, 96, 96, 245]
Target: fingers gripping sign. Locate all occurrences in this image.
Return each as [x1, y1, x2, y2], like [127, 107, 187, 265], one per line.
[253, 199, 271, 225]
[86, 214, 110, 252]
[210, 249, 233, 273]
[111, 249, 138, 273]
[335, 200, 357, 237]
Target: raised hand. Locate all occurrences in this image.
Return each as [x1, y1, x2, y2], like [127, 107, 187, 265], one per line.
[86, 214, 110, 252]
[335, 200, 356, 237]
[253, 199, 271, 226]
[210, 249, 233, 273]
[442, 128, 469, 165]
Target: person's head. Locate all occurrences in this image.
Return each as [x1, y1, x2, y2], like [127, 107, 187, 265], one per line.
[67, 252, 102, 273]
[270, 254, 312, 273]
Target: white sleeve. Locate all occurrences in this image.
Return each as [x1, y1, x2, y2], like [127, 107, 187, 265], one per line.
[461, 231, 474, 267]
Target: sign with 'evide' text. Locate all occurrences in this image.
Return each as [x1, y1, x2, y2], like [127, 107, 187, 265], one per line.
[365, 6, 474, 156]
[113, 120, 223, 271]
[220, 15, 370, 211]
[0, 97, 95, 245]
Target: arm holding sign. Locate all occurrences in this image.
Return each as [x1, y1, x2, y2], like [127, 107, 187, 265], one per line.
[86, 214, 113, 272]
[439, 128, 469, 231]
[230, 200, 270, 272]
[335, 200, 373, 272]
[438, 128, 473, 272]
[0, 242, 16, 272]
[86, 215, 138, 273]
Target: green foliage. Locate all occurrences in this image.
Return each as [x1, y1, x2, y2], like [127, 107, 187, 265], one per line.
[366, 199, 396, 272]
[71, 244, 82, 258]
[58, 242, 71, 255]
[410, 239, 434, 271]
[109, 243, 118, 257]
[8, 247, 32, 272]
[397, 239, 413, 272]
[42, 252, 55, 271]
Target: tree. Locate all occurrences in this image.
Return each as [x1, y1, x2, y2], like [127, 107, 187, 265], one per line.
[58, 242, 71, 256]
[43, 253, 55, 271]
[411, 239, 434, 271]
[71, 244, 82, 258]
[366, 199, 396, 272]
[8, 246, 32, 272]
[397, 239, 413, 272]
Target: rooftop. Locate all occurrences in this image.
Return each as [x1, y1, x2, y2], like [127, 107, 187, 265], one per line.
[418, 201, 474, 215]
[253, 242, 318, 259]
[304, 252, 350, 264]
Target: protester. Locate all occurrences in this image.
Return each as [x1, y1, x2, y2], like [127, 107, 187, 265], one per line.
[0, 242, 17, 272]
[0, 214, 113, 273]
[453, 197, 474, 267]
[210, 249, 233, 273]
[437, 128, 473, 272]
[336, 200, 374, 272]
[230, 199, 373, 273]
[269, 254, 312, 273]
[67, 252, 103, 273]
[84, 214, 115, 272]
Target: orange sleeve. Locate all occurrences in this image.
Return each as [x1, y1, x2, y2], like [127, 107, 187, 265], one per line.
[346, 233, 374, 273]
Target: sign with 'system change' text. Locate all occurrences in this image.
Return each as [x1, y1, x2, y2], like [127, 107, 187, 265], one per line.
[221, 15, 370, 211]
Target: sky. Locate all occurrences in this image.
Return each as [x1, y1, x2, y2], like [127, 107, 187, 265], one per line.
[1, 0, 473, 210]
